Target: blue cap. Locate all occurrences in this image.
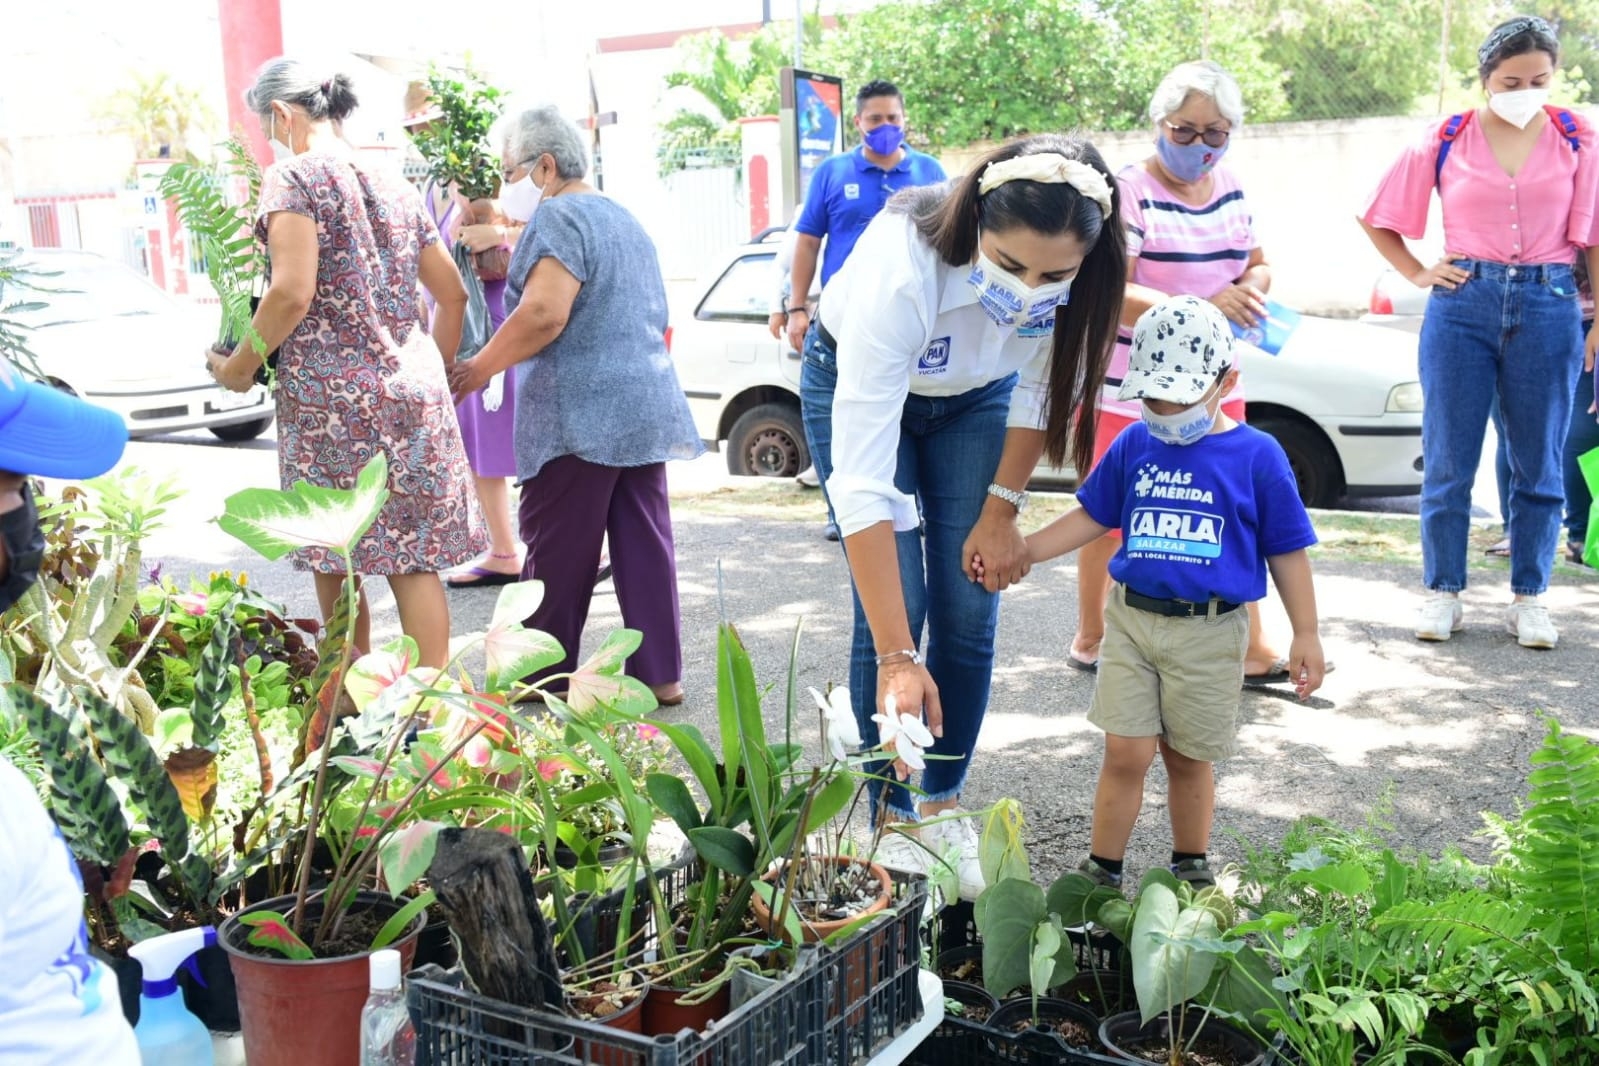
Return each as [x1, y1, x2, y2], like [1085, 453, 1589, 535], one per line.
[0, 363, 127, 478]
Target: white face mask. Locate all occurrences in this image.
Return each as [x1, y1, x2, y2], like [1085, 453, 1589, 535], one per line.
[967, 244, 1073, 335]
[499, 164, 546, 223]
[1141, 380, 1223, 446]
[268, 111, 294, 163]
[1488, 87, 1550, 129]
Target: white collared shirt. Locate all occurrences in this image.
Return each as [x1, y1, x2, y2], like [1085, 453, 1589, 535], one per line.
[818, 210, 1053, 536]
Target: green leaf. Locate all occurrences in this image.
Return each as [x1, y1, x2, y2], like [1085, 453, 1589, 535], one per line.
[483, 624, 564, 692]
[979, 799, 1029, 885]
[978, 878, 1047, 1000]
[218, 453, 389, 560]
[15, 688, 130, 865]
[1047, 872, 1123, 930]
[371, 890, 435, 951]
[378, 820, 443, 893]
[687, 825, 757, 876]
[801, 773, 856, 836]
[1285, 860, 1372, 898]
[1129, 882, 1219, 1025]
[190, 610, 236, 748]
[79, 688, 197, 872]
[646, 771, 703, 833]
[490, 580, 544, 628]
[239, 910, 314, 960]
[1031, 921, 1062, 1004]
[750, 880, 805, 944]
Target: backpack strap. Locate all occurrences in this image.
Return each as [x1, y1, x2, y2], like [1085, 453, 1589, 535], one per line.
[1435, 112, 1471, 186]
[1547, 105, 1582, 153]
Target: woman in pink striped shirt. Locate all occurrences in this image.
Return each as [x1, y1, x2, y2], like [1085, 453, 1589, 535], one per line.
[1360, 15, 1599, 650]
[1067, 60, 1292, 686]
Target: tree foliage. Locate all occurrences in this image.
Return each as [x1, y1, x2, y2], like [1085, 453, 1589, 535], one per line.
[97, 71, 215, 162]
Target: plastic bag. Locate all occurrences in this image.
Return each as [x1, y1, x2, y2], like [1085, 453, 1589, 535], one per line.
[453, 242, 492, 364]
[1580, 445, 1599, 568]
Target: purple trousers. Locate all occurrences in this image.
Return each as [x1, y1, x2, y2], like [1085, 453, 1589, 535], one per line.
[517, 455, 683, 686]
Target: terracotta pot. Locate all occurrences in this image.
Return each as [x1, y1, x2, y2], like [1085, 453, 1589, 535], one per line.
[641, 980, 731, 1037]
[1099, 1007, 1269, 1066]
[465, 198, 511, 281]
[219, 891, 424, 1066]
[576, 980, 647, 1066]
[748, 856, 893, 943]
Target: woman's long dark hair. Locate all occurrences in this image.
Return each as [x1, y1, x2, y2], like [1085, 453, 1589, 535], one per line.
[888, 134, 1125, 473]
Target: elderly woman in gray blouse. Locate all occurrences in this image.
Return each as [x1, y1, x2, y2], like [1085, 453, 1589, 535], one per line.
[449, 105, 703, 705]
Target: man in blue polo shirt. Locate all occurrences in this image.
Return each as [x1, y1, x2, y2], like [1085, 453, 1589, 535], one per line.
[781, 79, 947, 355]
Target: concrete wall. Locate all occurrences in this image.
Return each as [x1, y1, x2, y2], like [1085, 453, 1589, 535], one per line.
[942, 115, 1451, 315]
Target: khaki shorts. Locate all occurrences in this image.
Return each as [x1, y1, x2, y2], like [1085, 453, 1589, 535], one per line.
[1087, 584, 1249, 762]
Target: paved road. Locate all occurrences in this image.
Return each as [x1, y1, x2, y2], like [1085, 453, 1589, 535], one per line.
[117, 427, 1590, 886]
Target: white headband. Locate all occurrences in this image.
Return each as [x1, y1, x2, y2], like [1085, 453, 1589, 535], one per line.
[977, 153, 1113, 215]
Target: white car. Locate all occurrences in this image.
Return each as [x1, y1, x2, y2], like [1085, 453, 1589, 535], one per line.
[5, 249, 274, 441]
[672, 238, 1425, 508]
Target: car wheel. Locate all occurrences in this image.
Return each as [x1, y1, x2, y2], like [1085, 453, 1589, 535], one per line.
[1250, 414, 1343, 509]
[209, 415, 275, 442]
[727, 403, 808, 478]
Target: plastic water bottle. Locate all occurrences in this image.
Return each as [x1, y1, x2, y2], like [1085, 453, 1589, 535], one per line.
[359, 949, 415, 1066]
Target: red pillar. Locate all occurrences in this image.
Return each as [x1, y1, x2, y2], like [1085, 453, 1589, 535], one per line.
[217, 0, 285, 164]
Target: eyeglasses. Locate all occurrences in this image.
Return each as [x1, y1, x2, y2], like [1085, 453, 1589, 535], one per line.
[502, 158, 538, 183]
[1164, 122, 1230, 149]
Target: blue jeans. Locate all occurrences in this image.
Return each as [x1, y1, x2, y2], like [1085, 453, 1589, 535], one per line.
[799, 322, 1013, 821]
[1491, 328, 1599, 543]
[1419, 261, 1581, 594]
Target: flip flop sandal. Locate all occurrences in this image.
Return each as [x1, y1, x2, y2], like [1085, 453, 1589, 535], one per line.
[446, 566, 519, 588]
[1243, 657, 1338, 688]
[1484, 538, 1511, 558]
[1067, 648, 1099, 673]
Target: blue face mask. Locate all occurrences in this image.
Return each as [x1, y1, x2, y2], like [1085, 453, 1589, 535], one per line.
[863, 123, 904, 155]
[1155, 134, 1226, 184]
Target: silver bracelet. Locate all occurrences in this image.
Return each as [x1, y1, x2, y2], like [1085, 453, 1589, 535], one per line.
[874, 648, 923, 666]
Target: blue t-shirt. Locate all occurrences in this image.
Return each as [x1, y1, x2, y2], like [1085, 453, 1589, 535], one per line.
[1076, 423, 1317, 604]
[795, 146, 948, 285]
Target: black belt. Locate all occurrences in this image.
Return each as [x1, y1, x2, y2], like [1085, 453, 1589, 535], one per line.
[1124, 587, 1241, 618]
[815, 317, 839, 351]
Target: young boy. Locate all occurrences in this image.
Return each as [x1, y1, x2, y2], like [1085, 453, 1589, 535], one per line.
[1027, 295, 1326, 890]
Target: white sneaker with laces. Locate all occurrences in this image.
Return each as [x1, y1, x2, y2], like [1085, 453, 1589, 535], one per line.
[1415, 591, 1463, 642]
[872, 828, 930, 880]
[918, 809, 986, 902]
[1506, 598, 1558, 649]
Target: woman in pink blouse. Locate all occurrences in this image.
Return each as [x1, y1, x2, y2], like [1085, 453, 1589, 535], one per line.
[1360, 15, 1599, 651]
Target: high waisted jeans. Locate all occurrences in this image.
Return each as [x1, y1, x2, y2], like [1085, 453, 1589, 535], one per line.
[799, 322, 1014, 821]
[1418, 260, 1581, 594]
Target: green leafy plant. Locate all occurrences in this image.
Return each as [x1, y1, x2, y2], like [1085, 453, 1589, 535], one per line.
[408, 64, 503, 200]
[158, 135, 265, 355]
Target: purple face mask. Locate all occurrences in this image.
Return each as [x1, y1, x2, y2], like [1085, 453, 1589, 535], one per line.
[1156, 134, 1226, 184]
[863, 123, 904, 155]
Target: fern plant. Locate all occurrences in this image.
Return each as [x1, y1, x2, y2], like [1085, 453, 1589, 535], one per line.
[158, 135, 266, 362]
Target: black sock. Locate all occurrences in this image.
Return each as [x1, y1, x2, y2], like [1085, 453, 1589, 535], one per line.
[1089, 854, 1124, 876]
[1171, 850, 1207, 866]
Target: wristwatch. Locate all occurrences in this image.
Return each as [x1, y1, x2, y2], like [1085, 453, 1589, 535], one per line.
[986, 482, 1030, 514]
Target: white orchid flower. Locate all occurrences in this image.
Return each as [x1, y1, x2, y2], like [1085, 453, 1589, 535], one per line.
[809, 685, 861, 762]
[872, 693, 936, 771]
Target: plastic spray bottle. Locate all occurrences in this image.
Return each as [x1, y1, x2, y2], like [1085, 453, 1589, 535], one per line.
[127, 926, 217, 1066]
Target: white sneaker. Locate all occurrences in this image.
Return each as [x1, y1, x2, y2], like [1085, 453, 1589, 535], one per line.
[1415, 591, 1463, 641]
[795, 465, 821, 488]
[1506, 598, 1558, 649]
[918, 809, 986, 902]
[872, 828, 930, 878]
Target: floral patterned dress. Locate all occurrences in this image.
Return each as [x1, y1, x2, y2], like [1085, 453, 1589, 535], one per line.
[257, 152, 485, 574]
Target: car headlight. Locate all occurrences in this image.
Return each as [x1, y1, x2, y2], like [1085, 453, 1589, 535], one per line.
[1385, 383, 1424, 412]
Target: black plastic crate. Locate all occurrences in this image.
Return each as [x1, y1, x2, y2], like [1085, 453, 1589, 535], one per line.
[409, 859, 929, 1065]
[908, 1019, 1123, 1066]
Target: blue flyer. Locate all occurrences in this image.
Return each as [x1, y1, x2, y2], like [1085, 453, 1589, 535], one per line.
[1230, 300, 1300, 355]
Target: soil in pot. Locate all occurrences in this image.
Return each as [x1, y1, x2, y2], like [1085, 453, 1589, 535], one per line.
[749, 856, 892, 943]
[989, 997, 1099, 1050]
[942, 979, 999, 1026]
[569, 977, 647, 1066]
[220, 892, 424, 1066]
[935, 945, 984, 986]
[1055, 966, 1133, 1019]
[1099, 1008, 1268, 1066]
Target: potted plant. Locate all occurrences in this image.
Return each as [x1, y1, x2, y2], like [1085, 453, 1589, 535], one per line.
[407, 64, 508, 278]
[158, 136, 272, 385]
[1095, 870, 1277, 1066]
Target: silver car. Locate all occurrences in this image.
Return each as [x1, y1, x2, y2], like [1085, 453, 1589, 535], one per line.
[6, 249, 274, 441]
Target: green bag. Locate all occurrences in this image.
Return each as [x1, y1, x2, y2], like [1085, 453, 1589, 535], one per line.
[1581, 445, 1599, 569]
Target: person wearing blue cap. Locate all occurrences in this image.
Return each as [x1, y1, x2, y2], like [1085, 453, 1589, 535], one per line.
[0, 362, 128, 611]
[0, 363, 138, 1063]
